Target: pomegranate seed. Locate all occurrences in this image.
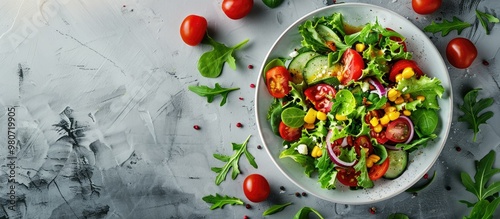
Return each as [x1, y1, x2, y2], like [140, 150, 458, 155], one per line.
[193, 125, 200, 130]
[250, 84, 255, 88]
[236, 122, 243, 128]
[483, 60, 490, 66]
[243, 216, 249, 219]
[257, 145, 262, 149]
[369, 207, 376, 214]
[245, 204, 251, 209]
[301, 192, 307, 197]
[280, 186, 285, 191]
[423, 173, 429, 179]
[239, 97, 244, 100]
[456, 146, 462, 152]
[295, 192, 301, 197]
[248, 64, 254, 69]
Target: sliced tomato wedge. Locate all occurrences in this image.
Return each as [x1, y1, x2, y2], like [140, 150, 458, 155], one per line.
[266, 66, 291, 98]
[354, 135, 374, 156]
[389, 60, 424, 82]
[304, 84, 336, 113]
[368, 156, 390, 181]
[371, 130, 389, 144]
[385, 117, 412, 143]
[339, 48, 364, 85]
[278, 121, 301, 142]
[336, 167, 360, 187]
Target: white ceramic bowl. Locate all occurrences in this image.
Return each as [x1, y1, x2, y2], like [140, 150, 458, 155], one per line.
[255, 3, 452, 204]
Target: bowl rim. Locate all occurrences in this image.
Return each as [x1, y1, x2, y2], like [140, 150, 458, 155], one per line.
[254, 2, 453, 204]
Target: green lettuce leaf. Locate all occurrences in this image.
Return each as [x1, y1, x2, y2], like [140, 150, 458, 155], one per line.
[396, 75, 444, 110]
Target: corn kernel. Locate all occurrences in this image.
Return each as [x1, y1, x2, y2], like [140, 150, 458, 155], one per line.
[380, 114, 390, 125]
[369, 117, 379, 127]
[416, 95, 426, 101]
[355, 43, 366, 52]
[366, 154, 381, 168]
[311, 146, 322, 158]
[403, 93, 411, 100]
[304, 123, 315, 129]
[388, 111, 400, 121]
[395, 74, 403, 82]
[316, 111, 327, 121]
[402, 67, 415, 79]
[403, 110, 411, 116]
[374, 124, 383, 133]
[387, 89, 399, 99]
[395, 96, 405, 105]
[384, 106, 397, 114]
[304, 108, 317, 124]
[335, 114, 348, 121]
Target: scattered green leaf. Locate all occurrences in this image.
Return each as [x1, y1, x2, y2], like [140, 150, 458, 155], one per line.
[476, 10, 499, 35]
[423, 16, 472, 37]
[262, 0, 284, 8]
[198, 34, 249, 78]
[262, 202, 293, 216]
[281, 107, 306, 128]
[211, 135, 258, 185]
[293, 207, 324, 219]
[458, 88, 494, 142]
[188, 83, 239, 106]
[387, 213, 410, 219]
[460, 150, 500, 218]
[202, 193, 244, 210]
[405, 171, 437, 193]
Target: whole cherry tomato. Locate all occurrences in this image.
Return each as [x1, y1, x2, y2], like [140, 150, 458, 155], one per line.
[222, 0, 253, 20]
[412, 0, 442, 15]
[180, 15, 207, 46]
[243, 174, 270, 202]
[446, 37, 478, 69]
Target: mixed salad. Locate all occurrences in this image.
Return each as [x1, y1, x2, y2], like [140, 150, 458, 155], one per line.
[263, 12, 444, 189]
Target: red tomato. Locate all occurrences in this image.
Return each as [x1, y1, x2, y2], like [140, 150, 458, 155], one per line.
[354, 135, 374, 156]
[180, 15, 207, 46]
[278, 121, 301, 142]
[412, 0, 442, 15]
[389, 60, 424, 82]
[336, 167, 359, 187]
[339, 48, 364, 85]
[371, 130, 389, 144]
[265, 66, 291, 98]
[304, 84, 336, 113]
[243, 174, 270, 202]
[385, 118, 412, 143]
[222, 0, 253, 20]
[446, 37, 478, 69]
[368, 157, 390, 181]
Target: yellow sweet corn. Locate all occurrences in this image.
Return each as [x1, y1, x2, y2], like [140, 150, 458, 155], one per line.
[335, 114, 348, 121]
[369, 117, 379, 127]
[304, 123, 315, 129]
[402, 67, 415, 79]
[394, 96, 405, 105]
[416, 95, 426, 102]
[395, 74, 403, 82]
[316, 111, 327, 121]
[366, 154, 381, 168]
[304, 108, 317, 124]
[355, 43, 366, 52]
[373, 124, 383, 133]
[311, 146, 323, 158]
[403, 110, 411, 116]
[387, 89, 399, 99]
[384, 106, 397, 114]
[380, 114, 390, 125]
[388, 111, 400, 121]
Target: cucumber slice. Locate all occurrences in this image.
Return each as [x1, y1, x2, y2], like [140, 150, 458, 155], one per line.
[383, 149, 408, 179]
[302, 55, 342, 85]
[288, 51, 320, 84]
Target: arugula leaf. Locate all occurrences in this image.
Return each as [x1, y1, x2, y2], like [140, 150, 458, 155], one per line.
[198, 34, 249, 78]
[423, 16, 472, 37]
[458, 88, 494, 142]
[396, 134, 437, 152]
[211, 135, 258, 185]
[460, 150, 500, 218]
[354, 149, 374, 188]
[202, 193, 244, 210]
[476, 10, 499, 35]
[262, 202, 293, 216]
[188, 83, 239, 106]
[293, 207, 324, 219]
[262, 0, 284, 8]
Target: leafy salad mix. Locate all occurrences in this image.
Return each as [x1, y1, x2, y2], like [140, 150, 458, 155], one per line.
[263, 12, 445, 189]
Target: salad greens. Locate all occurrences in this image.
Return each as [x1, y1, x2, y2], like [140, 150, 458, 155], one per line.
[458, 88, 494, 142]
[423, 16, 471, 37]
[460, 150, 500, 219]
[262, 202, 293, 216]
[202, 193, 244, 210]
[293, 207, 324, 219]
[475, 10, 499, 35]
[198, 34, 248, 78]
[211, 135, 258, 185]
[188, 83, 239, 106]
[264, 12, 445, 189]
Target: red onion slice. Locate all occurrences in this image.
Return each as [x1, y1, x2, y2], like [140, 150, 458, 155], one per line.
[326, 130, 356, 167]
[368, 78, 387, 98]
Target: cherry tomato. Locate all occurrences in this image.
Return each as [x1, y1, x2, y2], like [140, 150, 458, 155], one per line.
[371, 130, 389, 144]
[339, 48, 364, 85]
[180, 15, 207, 46]
[222, 0, 253, 20]
[385, 117, 412, 143]
[354, 135, 374, 156]
[412, 0, 442, 15]
[304, 84, 336, 113]
[336, 167, 359, 187]
[368, 157, 390, 181]
[265, 66, 291, 98]
[446, 37, 478, 69]
[278, 121, 301, 142]
[243, 174, 270, 202]
[389, 60, 424, 82]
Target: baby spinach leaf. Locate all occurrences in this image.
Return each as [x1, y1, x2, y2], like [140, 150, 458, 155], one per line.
[262, 202, 293, 216]
[211, 135, 257, 185]
[387, 213, 410, 219]
[198, 34, 249, 78]
[262, 0, 284, 8]
[476, 10, 499, 35]
[188, 83, 239, 106]
[411, 109, 439, 136]
[293, 207, 324, 219]
[423, 16, 471, 37]
[458, 88, 494, 142]
[202, 193, 244, 210]
[281, 107, 306, 128]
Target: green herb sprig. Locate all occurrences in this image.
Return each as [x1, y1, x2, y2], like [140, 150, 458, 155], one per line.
[423, 16, 472, 36]
[460, 150, 500, 218]
[262, 202, 293, 216]
[293, 207, 324, 219]
[476, 10, 499, 35]
[211, 135, 258, 185]
[188, 83, 239, 106]
[202, 193, 244, 210]
[198, 34, 248, 78]
[458, 88, 494, 142]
